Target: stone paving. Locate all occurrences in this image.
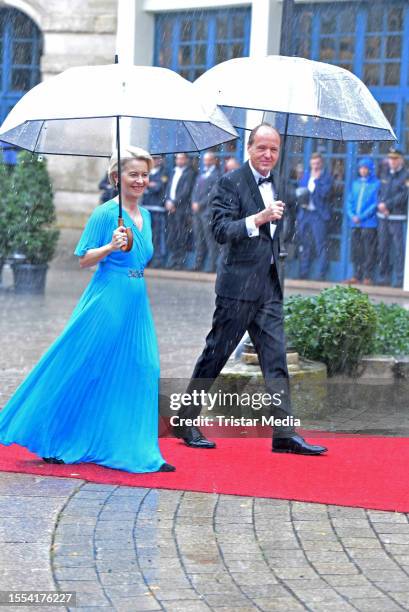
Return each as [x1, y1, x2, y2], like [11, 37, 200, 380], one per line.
[0, 231, 409, 611]
[2, 475, 409, 611]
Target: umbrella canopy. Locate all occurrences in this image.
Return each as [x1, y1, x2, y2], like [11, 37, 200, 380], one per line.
[0, 63, 238, 156]
[194, 55, 396, 142]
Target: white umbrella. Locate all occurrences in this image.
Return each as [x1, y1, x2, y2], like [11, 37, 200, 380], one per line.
[0, 61, 238, 249]
[194, 55, 396, 142]
[0, 63, 237, 157]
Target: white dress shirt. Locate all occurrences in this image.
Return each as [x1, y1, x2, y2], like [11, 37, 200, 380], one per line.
[307, 175, 316, 210]
[245, 161, 277, 241]
[169, 166, 185, 201]
[204, 164, 216, 178]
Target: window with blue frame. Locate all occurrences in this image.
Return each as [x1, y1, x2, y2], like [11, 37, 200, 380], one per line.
[154, 8, 251, 162]
[289, 1, 409, 282]
[0, 8, 42, 165]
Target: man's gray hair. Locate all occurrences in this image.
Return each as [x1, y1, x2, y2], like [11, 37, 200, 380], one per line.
[248, 123, 281, 146]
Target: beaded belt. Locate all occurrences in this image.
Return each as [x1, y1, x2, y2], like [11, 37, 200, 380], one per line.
[127, 268, 144, 279]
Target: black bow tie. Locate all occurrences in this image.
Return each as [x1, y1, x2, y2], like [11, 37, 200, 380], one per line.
[258, 175, 273, 186]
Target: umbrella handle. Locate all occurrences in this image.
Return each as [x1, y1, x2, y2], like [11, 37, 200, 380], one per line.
[118, 217, 133, 252]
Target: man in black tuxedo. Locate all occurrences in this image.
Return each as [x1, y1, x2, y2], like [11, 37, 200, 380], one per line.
[191, 151, 221, 272]
[174, 124, 327, 455]
[165, 153, 197, 269]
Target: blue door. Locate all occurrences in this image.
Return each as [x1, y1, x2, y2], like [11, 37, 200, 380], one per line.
[0, 8, 42, 164]
[154, 8, 251, 163]
[290, 2, 409, 282]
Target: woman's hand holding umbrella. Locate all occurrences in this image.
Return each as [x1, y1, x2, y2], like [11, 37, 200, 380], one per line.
[111, 226, 129, 251]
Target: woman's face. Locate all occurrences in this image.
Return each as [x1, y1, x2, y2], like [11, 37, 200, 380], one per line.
[117, 159, 150, 200]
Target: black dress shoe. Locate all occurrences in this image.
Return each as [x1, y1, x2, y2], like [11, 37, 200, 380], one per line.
[43, 457, 65, 464]
[157, 463, 176, 472]
[272, 435, 327, 455]
[174, 425, 216, 449]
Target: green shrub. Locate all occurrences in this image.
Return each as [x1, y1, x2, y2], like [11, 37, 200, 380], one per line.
[372, 303, 409, 356]
[284, 286, 377, 376]
[9, 151, 59, 264]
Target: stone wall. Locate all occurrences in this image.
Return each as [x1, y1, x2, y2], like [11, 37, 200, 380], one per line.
[2, 0, 118, 227]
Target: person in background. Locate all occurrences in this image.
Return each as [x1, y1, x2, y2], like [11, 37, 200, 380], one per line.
[297, 152, 333, 280]
[141, 156, 168, 268]
[377, 149, 408, 288]
[285, 162, 304, 252]
[98, 172, 118, 204]
[191, 151, 221, 272]
[0, 142, 17, 173]
[165, 153, 197, 270]
[343, 158, 379, 286]
[224, 156, 240, 174]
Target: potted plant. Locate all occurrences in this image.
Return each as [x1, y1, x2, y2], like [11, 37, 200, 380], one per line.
[0, 154, 12, 286]
[9, 151, 60, 294]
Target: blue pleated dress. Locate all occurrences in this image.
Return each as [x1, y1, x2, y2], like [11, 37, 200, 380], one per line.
[0, 200, 167, 473]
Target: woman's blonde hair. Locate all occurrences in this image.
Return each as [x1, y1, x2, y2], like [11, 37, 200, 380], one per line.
[108, 146, 153, 186]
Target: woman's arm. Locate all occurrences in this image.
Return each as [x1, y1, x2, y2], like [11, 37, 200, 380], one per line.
[79, 226, 127, 268]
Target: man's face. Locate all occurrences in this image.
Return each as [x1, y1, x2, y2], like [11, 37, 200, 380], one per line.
[153, 156, 163, 168]
[175, 154, 187, 168]
[247, 127, 280, 176]
[204, 153, 215, 169]
[388, 156, 403, 172]
[310, 157, 323, 174]
[225, 158, 240, 173]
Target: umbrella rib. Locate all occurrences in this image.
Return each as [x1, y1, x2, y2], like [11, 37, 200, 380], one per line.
[182, 121, 200, 152]
[32, 119, 45, 154]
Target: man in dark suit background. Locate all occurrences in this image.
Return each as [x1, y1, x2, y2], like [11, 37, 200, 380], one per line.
[165, 153, 197, 269]
[377, 148, 408, 288]
[174, 123, 327, 456]
[141, 155, 168, 268]
[297, 153, 333, 280]
[191, 151, 221, 272]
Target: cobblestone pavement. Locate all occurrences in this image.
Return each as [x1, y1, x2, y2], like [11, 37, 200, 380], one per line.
[0, 232, 409, 611]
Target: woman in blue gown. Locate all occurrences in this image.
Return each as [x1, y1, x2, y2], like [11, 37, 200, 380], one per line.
[0, 146, 175, 473]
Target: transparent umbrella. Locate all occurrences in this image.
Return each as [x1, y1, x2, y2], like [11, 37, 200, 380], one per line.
[194, 55, 396, 193]
[0, 60, 238, 250]
[194, 55, 395, 141]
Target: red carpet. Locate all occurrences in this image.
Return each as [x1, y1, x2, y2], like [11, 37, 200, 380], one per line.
[0, 435, 408, 512]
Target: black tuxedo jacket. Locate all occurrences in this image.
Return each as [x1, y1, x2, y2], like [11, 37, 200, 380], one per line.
[166, 165, 197, 211]
[211, 161, 281, 302]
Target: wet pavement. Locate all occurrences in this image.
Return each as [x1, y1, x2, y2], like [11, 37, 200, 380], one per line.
[0, 230, 409, 611]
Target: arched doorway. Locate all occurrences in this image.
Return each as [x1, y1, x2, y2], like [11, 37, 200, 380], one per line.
[0, 7, 42, 164]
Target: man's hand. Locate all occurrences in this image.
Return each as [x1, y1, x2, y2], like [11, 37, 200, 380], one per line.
[254, 201, 285, 227]
[192, 202, 200, 213]
[378, 202, 389, 215]
[165, 199, 176, 213]
[352, 215, 360, 224]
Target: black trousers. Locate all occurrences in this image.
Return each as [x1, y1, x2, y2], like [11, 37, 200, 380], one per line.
[178, 266, 296, 438]
[377, 219, 406, 287]
[166, 208, 190, 268]
[350, 227, 377, 281]
[192, 211, 219, 271]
